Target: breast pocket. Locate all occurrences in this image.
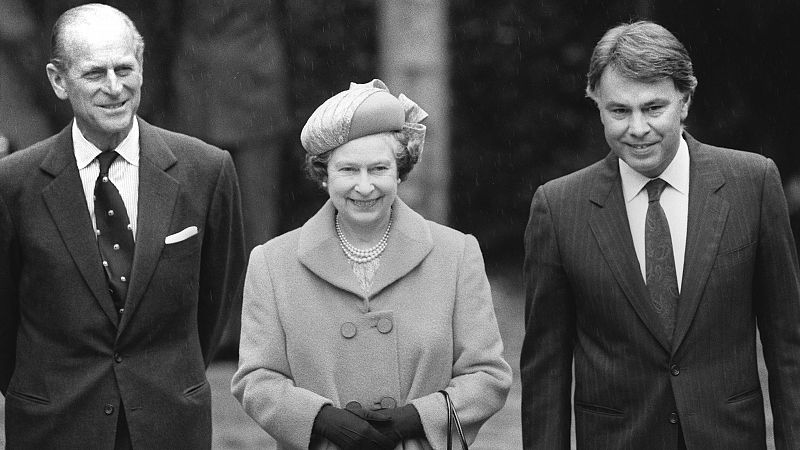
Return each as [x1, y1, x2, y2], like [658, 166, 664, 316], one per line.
[714, 241, 756, 270]
[161, 234, 201, 259]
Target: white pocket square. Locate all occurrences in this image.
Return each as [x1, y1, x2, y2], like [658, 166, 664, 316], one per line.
[165, 226, 198, 244]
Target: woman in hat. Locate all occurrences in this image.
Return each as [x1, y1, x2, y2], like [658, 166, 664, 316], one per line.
[232, 80, 512, 450]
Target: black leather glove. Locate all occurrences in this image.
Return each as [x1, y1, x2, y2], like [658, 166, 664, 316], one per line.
[371, 404, 426, 442]
[312, 404, 396, 450]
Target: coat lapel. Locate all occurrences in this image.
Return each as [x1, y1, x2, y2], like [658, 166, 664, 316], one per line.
[588, 153, 673, 351]
[368, 199, 433, 297]
[671, 134, 728, 353]
[297, 199, 433, 302]
[298, 201, 366, 298]
[40, 125, 119, 324]
[121, 119, 178, 332]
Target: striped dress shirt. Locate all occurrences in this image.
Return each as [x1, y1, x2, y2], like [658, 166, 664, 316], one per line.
[73, 119, 140, 240]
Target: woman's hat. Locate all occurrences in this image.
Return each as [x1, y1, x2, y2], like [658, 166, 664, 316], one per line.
[300, 79, 428, 156]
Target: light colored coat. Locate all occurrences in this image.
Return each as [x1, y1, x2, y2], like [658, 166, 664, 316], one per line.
[232, 198, 512, 450]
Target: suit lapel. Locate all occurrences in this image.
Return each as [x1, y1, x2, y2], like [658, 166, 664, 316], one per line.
[40, 125, 119, 324]
[589, 153, 673, 351]
[121, 119, 178, 332]
[671, 134, 728, 353]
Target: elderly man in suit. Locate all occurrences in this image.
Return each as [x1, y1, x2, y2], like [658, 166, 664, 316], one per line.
[520, 21, 800, 449]
[0, 4, 246, 448]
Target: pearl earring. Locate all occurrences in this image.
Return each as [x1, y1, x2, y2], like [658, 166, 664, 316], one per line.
[322, 181, 327, 188]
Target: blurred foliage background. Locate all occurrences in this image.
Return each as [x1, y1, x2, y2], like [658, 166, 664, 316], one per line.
[2, 0, 799, 274]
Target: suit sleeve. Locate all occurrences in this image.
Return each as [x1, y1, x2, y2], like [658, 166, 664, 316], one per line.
[410, 234, 513, 449]
[197, 152, 246, 366]
[753, 158, 800, 448]
[520, 186, 576, 449]
[0, 190, 20, 394]
[231, 246, 331, 449]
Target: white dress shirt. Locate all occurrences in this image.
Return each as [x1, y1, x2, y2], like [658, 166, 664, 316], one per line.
[619, 137, 690, 291]
[73, 120, 140, 240]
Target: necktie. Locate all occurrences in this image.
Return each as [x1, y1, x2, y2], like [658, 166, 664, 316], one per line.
[95, 151, 134, 315]
[645, 178, 679, 341]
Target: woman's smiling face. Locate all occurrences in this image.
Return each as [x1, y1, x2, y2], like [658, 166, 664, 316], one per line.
[326, 133, 399, 233]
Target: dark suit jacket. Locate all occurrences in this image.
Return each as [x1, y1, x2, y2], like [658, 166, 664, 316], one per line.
[0, 118, 246, 449]
[520, 134, 800, 449]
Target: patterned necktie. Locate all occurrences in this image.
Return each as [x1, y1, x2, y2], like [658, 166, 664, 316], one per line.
[95, 151, 135, 315]
[645, 178, 679, 341]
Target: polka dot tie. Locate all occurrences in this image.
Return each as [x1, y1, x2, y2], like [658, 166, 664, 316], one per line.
[645, 178, 678, 341]
[95, 151, 134, 315]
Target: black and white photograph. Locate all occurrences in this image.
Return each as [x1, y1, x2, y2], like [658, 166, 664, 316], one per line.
[1, 1, 799, 449]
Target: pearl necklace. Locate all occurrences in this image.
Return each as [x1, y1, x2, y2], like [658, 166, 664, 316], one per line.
[335, 212, 393, 263]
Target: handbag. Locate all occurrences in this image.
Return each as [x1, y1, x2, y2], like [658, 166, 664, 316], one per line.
[438, 390, 468, 450]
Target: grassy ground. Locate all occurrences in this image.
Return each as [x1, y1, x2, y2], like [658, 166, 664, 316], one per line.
[0, 273, 775, 449]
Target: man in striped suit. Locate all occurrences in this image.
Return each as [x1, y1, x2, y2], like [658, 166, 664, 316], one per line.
[521, 21, 800, 449]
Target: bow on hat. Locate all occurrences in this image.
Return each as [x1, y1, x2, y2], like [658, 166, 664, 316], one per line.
[301, 79, 428, 157]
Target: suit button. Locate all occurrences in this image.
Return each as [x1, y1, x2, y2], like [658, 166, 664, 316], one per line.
[670, 364, 680, 376]
[377, 317, 393, 334]
[104, 404, 115, 415]
[114, 353, 122, 363]
[379, 396, 397, 409]
[341, 322, 357, 339]
[345, 401, 362, 411]
[669, 411, 679, 424]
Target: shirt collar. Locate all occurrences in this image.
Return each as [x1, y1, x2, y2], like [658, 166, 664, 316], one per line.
[619, 136, 690, 203]
[73, 119, 140, 170]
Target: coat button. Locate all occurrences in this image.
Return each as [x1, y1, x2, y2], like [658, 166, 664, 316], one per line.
[104, 404, 115, 415]
[670, 364, 680, 376]
[669, 411, 679, 424]
[377, 317, 393, 334]
[379, 396, 397, 409]
[340, 322, 357, 339]
[345, 401, 362, 411]
[114, 353, 123, 363]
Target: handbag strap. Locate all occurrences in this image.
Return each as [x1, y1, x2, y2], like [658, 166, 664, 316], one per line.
[438, 390, 468, 450]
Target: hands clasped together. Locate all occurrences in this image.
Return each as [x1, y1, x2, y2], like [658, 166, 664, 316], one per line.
[312, 403, 425, 449]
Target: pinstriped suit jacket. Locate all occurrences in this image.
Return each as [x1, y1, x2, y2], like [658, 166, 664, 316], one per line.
[521, 133, 800, 449]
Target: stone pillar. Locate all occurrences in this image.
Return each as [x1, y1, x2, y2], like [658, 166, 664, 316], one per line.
[377, 0, 451, 224]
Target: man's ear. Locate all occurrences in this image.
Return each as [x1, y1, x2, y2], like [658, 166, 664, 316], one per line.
[46, 63, 69, 100]
[681, 94, 692, 121]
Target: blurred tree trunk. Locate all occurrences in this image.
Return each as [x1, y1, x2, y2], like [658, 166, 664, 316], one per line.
[636, 0, 655, 17]
[377, 0, 451, 225]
